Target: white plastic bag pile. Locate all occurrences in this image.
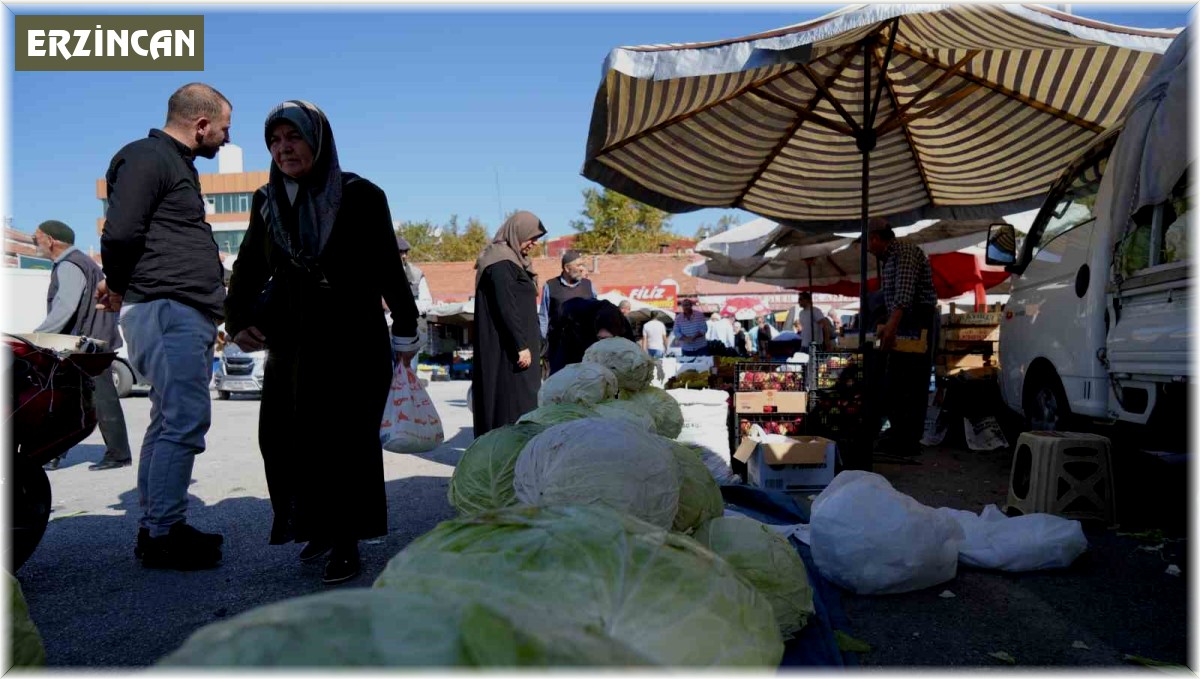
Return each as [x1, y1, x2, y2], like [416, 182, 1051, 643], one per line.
[809, 471, 1089, 595]
[669, 388, 732, 465]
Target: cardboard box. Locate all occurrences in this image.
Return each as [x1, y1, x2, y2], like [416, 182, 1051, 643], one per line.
[733, 436, 838, 492]
[734, 390, 808, 414]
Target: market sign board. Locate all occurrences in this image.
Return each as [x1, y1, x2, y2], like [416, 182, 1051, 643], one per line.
[601, 284, 678, 310]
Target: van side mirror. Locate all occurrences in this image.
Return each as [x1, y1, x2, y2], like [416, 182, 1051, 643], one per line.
[985, 222, 1017, 266]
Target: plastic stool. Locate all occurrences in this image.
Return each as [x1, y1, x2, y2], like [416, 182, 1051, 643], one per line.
[1006, 431, 1116, 523]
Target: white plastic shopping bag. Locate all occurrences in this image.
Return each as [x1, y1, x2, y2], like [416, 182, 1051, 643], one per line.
[935, 505, 1088, 572]
[809, 471, 964, 595]
[380, 363, 444, 454]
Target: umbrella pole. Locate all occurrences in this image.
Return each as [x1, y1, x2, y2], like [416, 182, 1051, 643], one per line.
[807, 259, 816, 349]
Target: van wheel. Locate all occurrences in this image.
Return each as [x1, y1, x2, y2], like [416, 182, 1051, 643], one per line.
[218, 391, 231, 401]
[1024, 370, 1071, 432]
[112, 361, 135, 398]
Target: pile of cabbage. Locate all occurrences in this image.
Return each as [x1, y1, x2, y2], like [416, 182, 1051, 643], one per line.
[163, 344, 815, 668]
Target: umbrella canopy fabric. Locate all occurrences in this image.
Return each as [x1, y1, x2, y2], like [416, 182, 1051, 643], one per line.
[583, 4, 1178, 232]
[720, 297, 773, 320]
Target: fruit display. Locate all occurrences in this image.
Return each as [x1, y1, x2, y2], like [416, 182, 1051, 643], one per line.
[736, 369, 806, 392]
[738, 416, 806, 438]
[665, 370, 712, 390]
[814, 353, 862, 390]
[806, 389, 865, 439]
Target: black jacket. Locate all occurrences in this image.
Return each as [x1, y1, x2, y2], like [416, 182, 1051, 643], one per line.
[100, 129, 226, 321]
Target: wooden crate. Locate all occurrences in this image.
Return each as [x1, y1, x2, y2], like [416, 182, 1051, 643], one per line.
[942, 340, 999, 354]
[942, 326, 1001, 342]
[735, 390, 808, 414]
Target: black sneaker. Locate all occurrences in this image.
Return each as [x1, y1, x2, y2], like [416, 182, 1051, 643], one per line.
[135, 524, 223, 559]
[322, 545, 360, 585]
[140, 523, 224, 570]
[299, 541, 333, 563]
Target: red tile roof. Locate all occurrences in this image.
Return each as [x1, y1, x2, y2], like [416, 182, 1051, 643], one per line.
[419, 253, 794, 305]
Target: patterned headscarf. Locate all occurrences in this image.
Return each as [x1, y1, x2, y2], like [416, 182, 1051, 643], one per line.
[261, 100, 342, 277]
[474, 211, 546, 288]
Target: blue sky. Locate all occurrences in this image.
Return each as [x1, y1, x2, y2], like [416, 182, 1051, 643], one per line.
[8, 4, 1193, 254]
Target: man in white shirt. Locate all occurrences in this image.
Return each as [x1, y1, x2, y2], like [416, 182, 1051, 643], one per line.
[795, 292, 834, 352]
[640, 316, 668, 358]
[706, 312, 736, 349]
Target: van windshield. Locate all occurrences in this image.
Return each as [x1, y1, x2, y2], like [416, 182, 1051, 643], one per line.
[1036, 159, 1105, 254]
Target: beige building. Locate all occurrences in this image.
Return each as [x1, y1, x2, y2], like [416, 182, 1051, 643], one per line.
[95, 144, 266, 259]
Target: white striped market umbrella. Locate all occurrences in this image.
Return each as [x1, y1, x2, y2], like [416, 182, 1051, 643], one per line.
[583, 4, 1179, 342]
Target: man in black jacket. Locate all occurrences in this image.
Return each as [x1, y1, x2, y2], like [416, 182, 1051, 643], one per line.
[98, 82, 231, 570]
[33, 220, 131, 472]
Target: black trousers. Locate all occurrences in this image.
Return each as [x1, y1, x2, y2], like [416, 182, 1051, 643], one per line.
[881, 305, 935, 450]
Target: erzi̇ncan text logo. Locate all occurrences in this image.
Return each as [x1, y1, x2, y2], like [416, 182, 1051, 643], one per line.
[15, 16, 204, 71]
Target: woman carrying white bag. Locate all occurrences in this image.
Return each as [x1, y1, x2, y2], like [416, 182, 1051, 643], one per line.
[225, 101, 425, 585]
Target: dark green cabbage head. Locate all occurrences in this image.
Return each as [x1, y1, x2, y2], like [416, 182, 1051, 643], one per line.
[448, 423, 547, 516]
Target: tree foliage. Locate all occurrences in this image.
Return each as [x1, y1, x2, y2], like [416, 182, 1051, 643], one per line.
[570, 188, 676, 254]
[395, 215, 491, 262]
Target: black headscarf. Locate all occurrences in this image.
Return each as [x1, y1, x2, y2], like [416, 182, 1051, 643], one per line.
[260, 100, 343, 280]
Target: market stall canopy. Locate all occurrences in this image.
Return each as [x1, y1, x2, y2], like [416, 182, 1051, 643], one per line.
[427, 300, 475, 327]
[687, 211, 1036, 292]
[583, 4, 1178, 232]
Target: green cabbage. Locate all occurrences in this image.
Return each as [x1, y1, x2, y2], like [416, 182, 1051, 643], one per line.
[448, 423, 546, 516]
[517, 403, 598, 427]
[619, 387, 684, 439]
[375, 505, 784, 666]
[583, 337, 653, 391]
[593, 400, 657, 433]
[667, 441, 725, 533]
[160, 589, 650, 667]
[7, 571, 45, 669]
[513, 418, 679, 528]
[538, 363, 618, 407]
[692, 516, 815, 639]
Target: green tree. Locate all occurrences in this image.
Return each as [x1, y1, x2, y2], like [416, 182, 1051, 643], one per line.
[395, 220, 441, 260]
[694, 213, 740, 240]
[395, 215, 493, 262]
[570, 188, 675, 254]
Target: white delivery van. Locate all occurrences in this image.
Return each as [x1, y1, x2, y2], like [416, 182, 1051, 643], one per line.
[986, 30, 1190, 441]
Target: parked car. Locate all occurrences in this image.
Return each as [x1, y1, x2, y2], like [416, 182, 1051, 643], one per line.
[986, 30, 1190, 441]
[112, 345, 150, 398]
[214, 342, 266, 399]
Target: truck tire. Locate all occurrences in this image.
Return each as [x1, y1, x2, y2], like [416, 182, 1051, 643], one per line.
[8, 457, 51, 572]
[112, 360, 135, 398]
[217, 390, 231, 401]
[1023, 369, 1072, 433]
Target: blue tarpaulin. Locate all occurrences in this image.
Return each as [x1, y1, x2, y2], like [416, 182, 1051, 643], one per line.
[720, 485, 860, 668]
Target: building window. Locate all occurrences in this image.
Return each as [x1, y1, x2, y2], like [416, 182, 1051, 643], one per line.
[213, 229, 247, 255]
[204, 192, 254, 214]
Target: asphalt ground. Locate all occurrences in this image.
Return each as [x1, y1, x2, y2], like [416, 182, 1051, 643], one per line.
[14, 380, 1190, 668]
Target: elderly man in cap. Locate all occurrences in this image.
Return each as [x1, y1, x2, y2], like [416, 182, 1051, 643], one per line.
[33, 220, 132, 471]
[865, 217, 938, 457]
[539, 249, 595, 375]
[396, 237, 434, 374]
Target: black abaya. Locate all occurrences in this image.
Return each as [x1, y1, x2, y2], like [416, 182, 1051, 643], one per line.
[472, 261, 540, 437]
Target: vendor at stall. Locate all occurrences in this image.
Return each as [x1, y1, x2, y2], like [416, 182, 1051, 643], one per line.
[866, 217, 937, 457]
[672, 299, 709, 356]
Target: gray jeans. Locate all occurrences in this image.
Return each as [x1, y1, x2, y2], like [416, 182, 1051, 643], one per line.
[93, 365, 132, 462]
[119, 299, 217, 537]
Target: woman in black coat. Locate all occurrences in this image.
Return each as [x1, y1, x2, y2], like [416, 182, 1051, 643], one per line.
[224, 100, 420, 585]
[471, 212, 546, 437]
